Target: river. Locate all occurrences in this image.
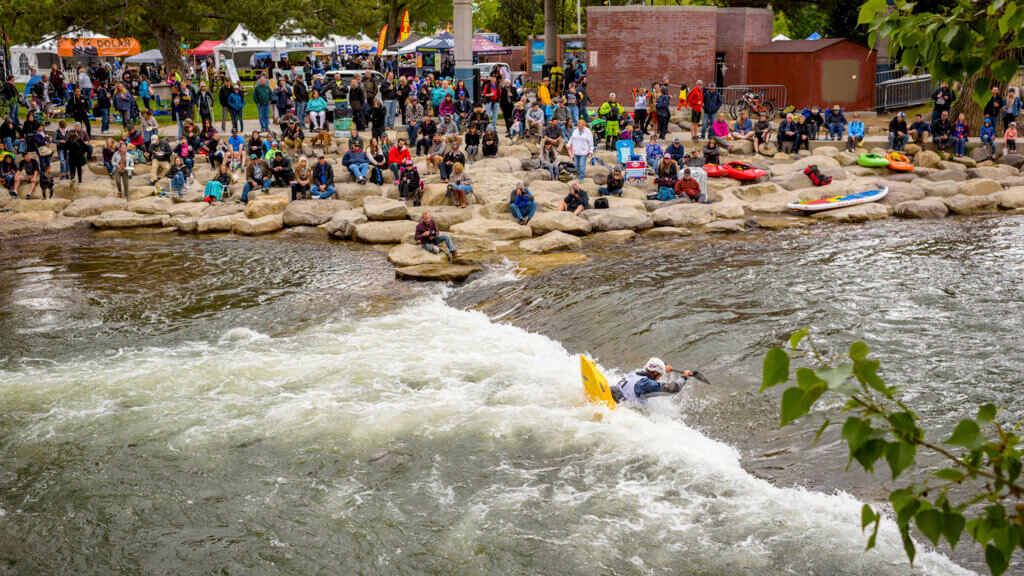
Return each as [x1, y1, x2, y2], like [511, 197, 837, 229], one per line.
[2, 217, 1022, 575]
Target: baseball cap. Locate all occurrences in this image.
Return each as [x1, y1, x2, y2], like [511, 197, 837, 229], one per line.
[673, 137, 680, 143]
[609, 92, 616, 98]
[709, 82, 716, 87]
[696, 80, 704, 85]
[249, 153, 257, 159]
[317, 153, 325, 158]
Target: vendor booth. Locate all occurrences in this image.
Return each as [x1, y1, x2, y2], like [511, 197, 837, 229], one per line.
[9, 31, 113, 81]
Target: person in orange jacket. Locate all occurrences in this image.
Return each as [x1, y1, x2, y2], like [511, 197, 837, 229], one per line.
[688, 79, 704, 141]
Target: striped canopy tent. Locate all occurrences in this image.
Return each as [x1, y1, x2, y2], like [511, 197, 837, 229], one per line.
[473, 35, 511, 55]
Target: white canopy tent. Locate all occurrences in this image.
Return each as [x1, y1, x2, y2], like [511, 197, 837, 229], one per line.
[772, 34, 791, 42]
[125, 49, 164, 64]
[9, 30, 109, 81]
[214, 24, 274, 68]
[395, 37, 432, 55]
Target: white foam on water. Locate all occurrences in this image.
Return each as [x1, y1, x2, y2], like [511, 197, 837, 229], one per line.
[0, 296, 976, 575]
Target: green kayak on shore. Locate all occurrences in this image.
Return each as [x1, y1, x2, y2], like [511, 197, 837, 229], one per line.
[856, 153, 891, 168]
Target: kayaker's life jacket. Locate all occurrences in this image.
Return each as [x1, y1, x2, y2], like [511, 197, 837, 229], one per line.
[803, 164, 832, 186]
[616, 371, 652, 404]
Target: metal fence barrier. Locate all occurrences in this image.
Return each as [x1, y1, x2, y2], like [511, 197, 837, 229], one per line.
[876, 66, 927, 84]
[875, 75, 938, 111]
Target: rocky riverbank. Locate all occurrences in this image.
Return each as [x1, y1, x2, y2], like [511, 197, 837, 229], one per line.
[3, 132, 1024, 281]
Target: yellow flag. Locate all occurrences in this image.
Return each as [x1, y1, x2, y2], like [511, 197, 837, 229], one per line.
[377, 25, 388, 55]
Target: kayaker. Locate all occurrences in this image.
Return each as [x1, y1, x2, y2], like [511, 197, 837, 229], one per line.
[610, 358, 692, 405]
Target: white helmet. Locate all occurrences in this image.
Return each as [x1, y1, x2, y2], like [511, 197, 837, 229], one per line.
[644, 357, 666, 375]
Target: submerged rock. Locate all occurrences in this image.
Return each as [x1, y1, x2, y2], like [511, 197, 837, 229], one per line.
[394, 263, 482, 282]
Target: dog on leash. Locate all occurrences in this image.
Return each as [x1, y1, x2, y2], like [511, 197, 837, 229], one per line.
[312, 130, 333, 149]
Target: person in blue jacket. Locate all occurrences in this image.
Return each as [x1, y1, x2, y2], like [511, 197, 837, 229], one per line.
[342, 142, 372, 184]
[610, 358, 693, 405]
[980, 117, 997, 156]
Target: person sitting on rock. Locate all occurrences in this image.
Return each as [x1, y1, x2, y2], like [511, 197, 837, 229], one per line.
[438, 114, 460, 139]
[482, 126, 500, 158]
[464, 125, 481, 163]
[754, 113, 772, 155]
[732, 110, 754, 146]
[540, 141, 559, 181]
[398, 159, 424, 205]
[311, 154, 336, 199]
[932, 110, 953, 152]
[240, 154, 272, 203]
[559, 182, 590, 216]
[270, 151, 293, 187]
[825, 105, 847, 140]
[414, 211, 459, 257]
[980, 117, 997, 156]
[794, 115, 811, 152]
[703, 140, 721, 166]
[291, 156, 312, 200]
[416, 115, 436, 156]
[888, 112, 909, 151]
[282, 118, 304, 154]
[387, 138, 412, 181]
[164, 156, 191, 198]
[425, 134, 447, 176]
[447, 163, 473, 208]
[440, 142, 466, 182]
[509, 183, 536, 225]
[674, 168, 706, 204]
[147, 135, 172, 186]
[846, 113, 865, 153]
[343, 142, 372, 184]
[1, 153, 18, 195]
[525, 102, 546, 141]
[12, 152, 40, 199]
[652, 153, 679, 200]
[777, 114, 798, 154]
[909, 114, 931, 144]
[348, 127, 364, 152]
[598, 167, 625, 197]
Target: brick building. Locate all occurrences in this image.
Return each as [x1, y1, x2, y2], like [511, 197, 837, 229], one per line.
[586, 5, 773, 104]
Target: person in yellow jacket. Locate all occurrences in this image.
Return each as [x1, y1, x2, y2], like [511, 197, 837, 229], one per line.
[598, 93, 626, 149]
[537, 77, 552, 107]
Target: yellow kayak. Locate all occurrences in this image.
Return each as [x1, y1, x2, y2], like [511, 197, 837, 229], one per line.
[580, 355, 617, 410]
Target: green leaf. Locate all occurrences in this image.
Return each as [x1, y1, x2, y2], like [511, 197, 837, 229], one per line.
[815, 363, 855, 393]
[973, 77, 993, 110]
[946, 419, 982, 449]
[977, 403, 997, 425]
[885, 441, 917, 480]
[761, 347, 789, 392]
[943, 511, 965, 549]
[938, 24, 959, 45]
[780, 372, 827, 426]
[853, 357, 887, 394]
[991, 59, 1019, 83]
[866, 515, 881, 550]
[985, 544, 1009, 576]
[888, 411, 921, 442]
[861, 504, 876, 529]
[814, 418, 831, 444]
[998, 3, 1017, 34]
[849, 341, 869, 361]
[789, 327, 809, 351]
[854, 439, 887, 472]
[842, 417, 874, 463]
[902, 529, 916, 566]
[858, 0, 887, 26]
[934, 468, 965, 481]
[915, 508, 943, 546]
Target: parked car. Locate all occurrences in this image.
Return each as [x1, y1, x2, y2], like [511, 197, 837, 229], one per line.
[473, 62, 524, 84]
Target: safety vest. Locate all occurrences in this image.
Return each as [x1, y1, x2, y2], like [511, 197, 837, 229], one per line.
[616, 371, 649, 404]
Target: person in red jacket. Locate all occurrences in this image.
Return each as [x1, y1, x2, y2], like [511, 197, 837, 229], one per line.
[482, 78, 501, 129]
[387, 138, 413, 180]
[688, 79, 704, 141]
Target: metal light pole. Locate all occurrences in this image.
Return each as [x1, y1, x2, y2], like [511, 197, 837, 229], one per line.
[577, 0, 582, 34]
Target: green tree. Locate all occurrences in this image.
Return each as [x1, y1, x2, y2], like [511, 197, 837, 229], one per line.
[762, 329, 1023, 575]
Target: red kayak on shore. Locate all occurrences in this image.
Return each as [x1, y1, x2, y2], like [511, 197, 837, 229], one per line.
[723, 161, 768, 181]
[704, 163, 729, 177]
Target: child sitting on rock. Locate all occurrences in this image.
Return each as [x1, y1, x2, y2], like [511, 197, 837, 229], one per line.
[398, 160, 424, 206]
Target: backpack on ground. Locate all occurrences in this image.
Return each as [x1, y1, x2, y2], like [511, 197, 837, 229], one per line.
[594, 197, 609, 209]
[368, 166, 384, 186]
[803, 164, 832, 186]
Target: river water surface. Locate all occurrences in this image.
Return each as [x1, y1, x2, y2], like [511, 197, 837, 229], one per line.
[2, 218, 1023, 575]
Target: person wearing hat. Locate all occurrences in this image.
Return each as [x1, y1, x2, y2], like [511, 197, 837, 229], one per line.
[674, 168, 706, 204]
[644, 137, 664, 172]
[688, 80, 704, 141]
[227, 84, 246, 133]
[241, 153, 272, 203]
[559, 182, 590, 215]
[665, 137, 686, 163]
[652, 153, 679, 200]
[805, 106, 825, 140]
[310, 154, 336, 199]
[405, 95, 424, 147]
[438, 113, 459, 138]
[700, 82, 721, 141]
[597, 93, 626, 149]
[825, 105, 847, 141]
[980, 117, 997, 156]
[888, 112, 909, 152]
[146, 135, 172, 186]
[597, 166, 624, 197]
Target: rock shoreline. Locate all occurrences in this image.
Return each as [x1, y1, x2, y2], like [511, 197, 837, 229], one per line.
[4, 137, 1024, 282]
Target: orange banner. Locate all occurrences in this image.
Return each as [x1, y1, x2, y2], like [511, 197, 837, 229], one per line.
[377, 26, 388, 56]
[399, 10, 411, 41]
[58, 38, 141, 57]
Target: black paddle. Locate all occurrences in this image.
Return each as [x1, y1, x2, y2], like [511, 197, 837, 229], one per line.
[691, 371, 712, 385]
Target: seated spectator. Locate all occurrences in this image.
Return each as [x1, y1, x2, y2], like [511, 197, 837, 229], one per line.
[674, 168, 706, 203]
[1, 153, 17, 195]
[509, 183, 536, 225]
[415, 211, 459, 257]
[619, 123, 633, 143]
[348, 127, 364, 152]
[387, 138, 412, 180]
[806, 106, 825, 140]
[482, 127, 500, 158]
[540, 141, 559, 181]
[1005, 121, 1017, 153]
[282, 119, 304, 154]
[440, 142, 466, 182]
[525, 102, 545, 140]
[398, 160, 424, 205]
[438, 114, 460, 138]
[754, 113, 772, 154]
[953, 112, 970, 157]
[464, 125, 481, 162]
[416, 116, 437, 156]
[240, 154, 271, 203]
[1, 117, 23, 155]
[559, 182, 590, 215]
[711, 112, 733, 150]
[826, 105, 847, 140]
[544, 120, 566, 153]
[933, 111, 953, 152]
[37, 164, 55, 199]
[311, 155, 336, 199]
[908, 114, 931, 144]
[203, 163, 233, 203]
[102, 138, 118, 175]
[13, 152, 41, 199]
[598, 168, 625, 197]
[425, 135, 446, 175]
[703, 140, 721, 166]
[291, 156, 312, 200]
[447, 163, 473, 208]
[888, 112, 909, 151]
[269, 151, 293, 187]
[510, 101, 526, 140]
[165, 156, 191, 198]
[645, 138, 664, 171]
[794, 115, 811, 152]
[846, 113, 865, 153]
[778, 114, 798, 153]
[173, 138, 195, 171]
[980, 117, 996, 156]
[654, 154, 679, 200]
[732, 111, 754, 143]
[665, 137, 686, 162]
[343, 142, 372, 184]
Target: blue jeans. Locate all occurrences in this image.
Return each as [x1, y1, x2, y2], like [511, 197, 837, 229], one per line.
[888, 132, 908, 150]
[295, 101, 307, 123]
[8, 101, 18, 124]
[104, 161, 114, 175]
[384, 100, 397, 127]
[700, 112, 714, 139]
[182, 157, 194, 171]
[570, 107, 580, 126]
[118, 109, 130, 129]
[257, 104, 271, 131]
[171, 172, 187, 195]
[574, 154, 587, 181]
[828, 123, 845, 139]
[423, 233, 454, 253]
[407, 123, 419, 148]
[2, 137, 19, 153]
[981, 135, 996, 154]
[510, 202, 536, 220]
[954, 136, 966, 156]
[485, 102, 499, 128]
[241, 178, 271, 202]
[598, 187, 622, 196]
[389, 162, 402, 180]
[440, 162, 453, 180]
[348, 163, 369, 179]
[311, 183, 336, 198]
[142, 96, 151, 111]
[451, 184, 472, 195]
[230, 110, 243, 132]
[58, 150, 69, 174]
[100, 108, 110, 132]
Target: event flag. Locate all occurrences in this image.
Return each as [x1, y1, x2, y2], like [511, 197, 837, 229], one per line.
[399, 10, 411, 41]
[377, 25, 388, 55]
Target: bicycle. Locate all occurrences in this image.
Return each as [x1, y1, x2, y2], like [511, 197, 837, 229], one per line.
[730, 90, 776, 121]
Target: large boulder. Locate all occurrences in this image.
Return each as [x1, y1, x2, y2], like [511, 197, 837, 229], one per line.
[956, 178, 1001, 196]
[196, 214, 243, 233]
[967, 166, 1010, 180]
[408, 206, 474, 230]
[998, 153, 1024, 169]
[449, 234, 498, 253]
[61, 196, 126, 218]
[334, 183, 398, 206]
[731, 182, 784, 201]
[652, 203, 716, 227]
[468, 157, 522, 173]
[893, 197, 949, 219]
[914, 150, 942, 169]
[836, 151, 858, 166]
[989, 187, 1024, 210]
[915, 179, 960, 198]
[394, 264, 482, 282]
[9, 198, 72, 213]
[362, 196, 408, 221]
[580, 208, 654, 231]
[450, 218, 532, 240]
[519, 230, 584, 254]
[968, 146, 991, 163]
[322, 209, 369, 239]
[704, 219, 746, 233]
[126, 196, 172, 215]
[232, 214, 284, 235]
[924, 169, 967, 183]
[353, 220, 418, 243]
[92, 210, 167, 228]
[876, 181, 925, 206]
[388, 243, 447, 266]
[811, 203, 890, 223]
[205, 203, 246, 218]
[712, 202, 745, 219]
[527, 210, 593, 236]
[281, 200, 351, 227]
[3, 210, 56, 223]
[244, 194, 289, 218]
[165, 202, 210, 218]
[940, 159, 970, 171]
[942, 194, 997, 215]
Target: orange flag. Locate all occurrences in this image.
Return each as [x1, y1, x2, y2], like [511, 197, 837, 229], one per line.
[377, 25, 388, 55]
[399, 10, 411, 41]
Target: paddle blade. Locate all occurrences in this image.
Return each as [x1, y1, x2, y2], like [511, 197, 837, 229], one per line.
[692, 371, 712, 385]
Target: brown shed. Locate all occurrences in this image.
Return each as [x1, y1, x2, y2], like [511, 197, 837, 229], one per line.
[747, 39, 877, 111]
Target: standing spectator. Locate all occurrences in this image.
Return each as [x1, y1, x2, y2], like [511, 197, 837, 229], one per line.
[274, 81, 291, 123]
[888, 112, 909, 151]
[846, 113, 865, 153]
[700, 82, 721, 141]
[67, 88, 92, 138]
[500, 80, 516, 137]
[292, 76, 309, 127]
[380, 72, 398, 128]
[633, 89, 648, 138]
[65, 131, 90, 183]
[217, 81, 231, 131]
[2, 75, 21, 124]
[228, 85, 246, 133]
[253, 76, 272, 131]
[931, 80, 956, 124]
[95, 82, 112, 133]
[687, 79, 704, 141]
[370, 100, 387, 140]
[349, 78, 366, 130]
[113, 84, 133, 130]
[983, 85, 1004, 127]
[482, 77, 500, 129]
[953, 112, 970, 157]
[908, 114, 931, 144]
[1003, 88, 1021, 134]
[1005, 121, 1018, 153]
[54, 120, 70, 179]
[197, 82, 215, 126]
[655, 86, 671, 140]
[567, 119, 594, 182]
